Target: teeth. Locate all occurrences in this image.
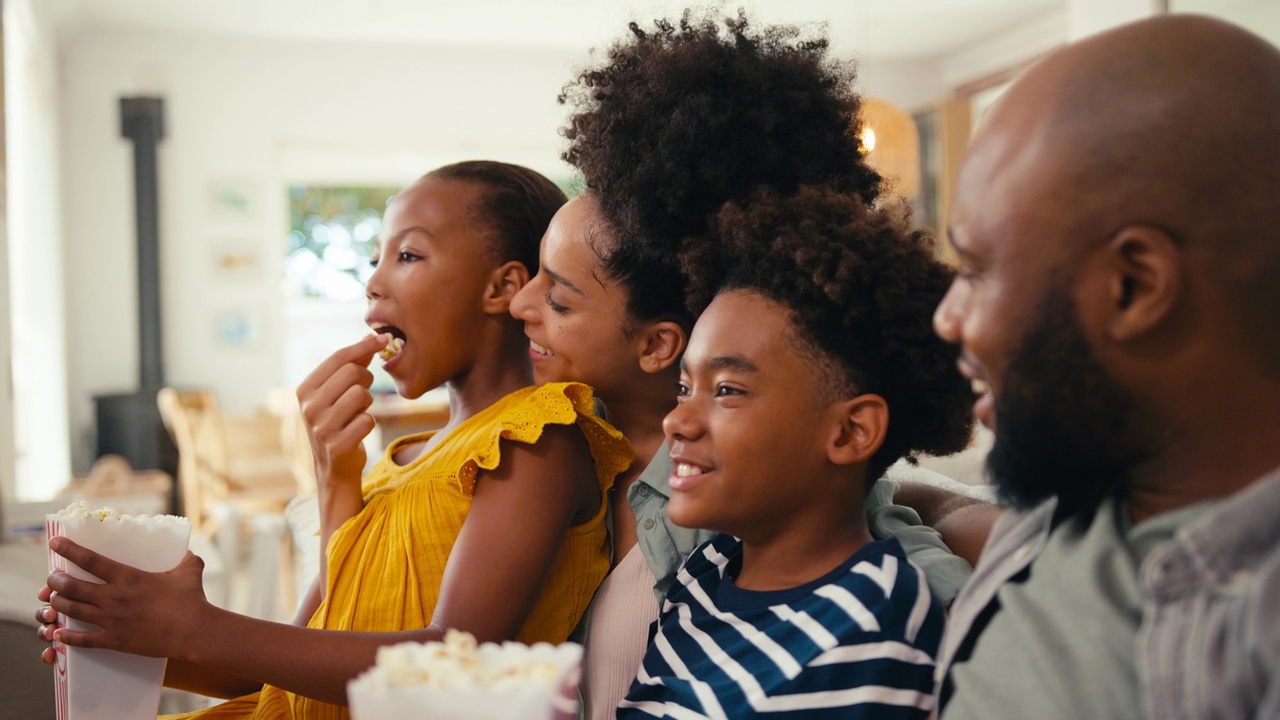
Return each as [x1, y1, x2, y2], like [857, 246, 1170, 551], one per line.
[675, 463, 705, 477]
[971, 378, 991, 395]
[530, 340, 553, 357]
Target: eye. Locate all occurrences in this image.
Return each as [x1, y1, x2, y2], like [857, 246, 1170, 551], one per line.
[954, 264, 982, 285]
[369, 258, 379, 269]
[715, 384, 744, 398]
[398, 250, 422, 263]
[674, 381, 690, 401]
[544, 290, 569, 314]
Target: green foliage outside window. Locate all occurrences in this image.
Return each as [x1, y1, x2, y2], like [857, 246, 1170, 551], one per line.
[284, 185, 399, 300]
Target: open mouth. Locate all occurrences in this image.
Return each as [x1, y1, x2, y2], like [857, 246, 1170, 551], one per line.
[371, 325, 408, 360]
[529, 339, 554, 358]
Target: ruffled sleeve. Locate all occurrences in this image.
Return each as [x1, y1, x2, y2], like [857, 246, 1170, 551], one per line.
[452, 382, 634, 496]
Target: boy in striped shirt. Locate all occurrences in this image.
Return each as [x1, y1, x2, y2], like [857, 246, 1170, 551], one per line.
[618, 186, 974, 719]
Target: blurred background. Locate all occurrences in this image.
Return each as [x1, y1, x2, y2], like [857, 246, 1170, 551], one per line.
[0, 0, 1274, 509]
[0, 0, 1276, 713]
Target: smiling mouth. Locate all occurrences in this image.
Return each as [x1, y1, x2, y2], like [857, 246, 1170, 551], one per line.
[529, 339, 555, 357]
[971, 378, 991, 395]
[675, 463, 707, 477]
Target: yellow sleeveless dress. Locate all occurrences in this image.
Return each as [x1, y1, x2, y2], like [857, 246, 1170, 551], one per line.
[166, 382, 633, 719]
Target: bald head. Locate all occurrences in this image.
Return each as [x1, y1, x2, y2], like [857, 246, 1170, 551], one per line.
[962, 14, 1280, 369]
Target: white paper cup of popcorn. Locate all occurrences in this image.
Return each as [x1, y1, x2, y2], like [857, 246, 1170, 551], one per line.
[46, 501, 192, 720]
[348, 630, 583, 720]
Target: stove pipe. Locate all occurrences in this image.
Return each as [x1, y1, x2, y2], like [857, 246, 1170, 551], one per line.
[120, 97, 165, 387]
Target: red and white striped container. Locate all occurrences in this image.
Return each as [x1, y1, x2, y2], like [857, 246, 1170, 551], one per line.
[45, 506, 190, 720]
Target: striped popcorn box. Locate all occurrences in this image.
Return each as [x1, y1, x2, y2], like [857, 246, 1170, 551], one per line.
[46, 501, 191, 720]
[348, 630, 583, 720]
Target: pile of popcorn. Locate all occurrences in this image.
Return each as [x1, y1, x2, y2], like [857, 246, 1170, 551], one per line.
[348, 630, 582, 720]
[360, 630, 566, 692]
[57, 500, 127, 522]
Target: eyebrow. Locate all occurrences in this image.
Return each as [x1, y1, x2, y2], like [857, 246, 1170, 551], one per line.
[544, 266, 587, 297]
[680, 354, 759, 374]
[376, 226, 434, 253]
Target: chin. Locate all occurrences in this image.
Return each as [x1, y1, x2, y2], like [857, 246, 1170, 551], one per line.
[393, 380, 429, 400]
[665, 500, 704, 531]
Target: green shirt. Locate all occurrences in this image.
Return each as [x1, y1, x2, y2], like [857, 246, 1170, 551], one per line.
[944, 495, 1221, 720]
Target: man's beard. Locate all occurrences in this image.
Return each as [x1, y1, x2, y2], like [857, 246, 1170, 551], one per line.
[985, 288, 1150, 523]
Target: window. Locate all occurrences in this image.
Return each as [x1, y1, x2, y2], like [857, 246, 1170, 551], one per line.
[283, 185, 399, 301]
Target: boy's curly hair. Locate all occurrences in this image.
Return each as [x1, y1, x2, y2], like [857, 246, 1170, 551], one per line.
[560, 9, 881, 323]
[683, 186, 975, 484]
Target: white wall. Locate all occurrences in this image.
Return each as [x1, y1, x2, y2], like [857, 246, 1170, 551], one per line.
[55, 26, 956, 477]
[940, 7, 1068, 91]
[1068, 0, 1160, 39]
[6, 0, 71, 500]
[58, 29, 589, 474]
[1171, 0, 1280, 46]
[854, 56, 946, 113]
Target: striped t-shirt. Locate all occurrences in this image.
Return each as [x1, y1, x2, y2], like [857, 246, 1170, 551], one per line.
[618, 534, 943, 719]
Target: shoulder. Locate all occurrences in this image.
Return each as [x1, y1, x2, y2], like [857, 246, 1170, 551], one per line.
[492, 383, 633, 480]
[468, 383, 627, 465]
[825, 540, 944, 647]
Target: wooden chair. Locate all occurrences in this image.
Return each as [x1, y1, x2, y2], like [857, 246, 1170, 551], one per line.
[157, 388, 298, 617]
[264, 386, 317, 496]
[156, 387, 297, 533]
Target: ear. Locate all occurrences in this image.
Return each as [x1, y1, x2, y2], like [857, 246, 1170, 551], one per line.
[826, 394, 889, 467]
[637, 321, 687, 375]
[481, 261, 530, 315]
[1093, 225, 1183, 342]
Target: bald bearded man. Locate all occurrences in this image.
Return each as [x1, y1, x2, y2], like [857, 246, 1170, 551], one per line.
[930, 14, 1280, 720]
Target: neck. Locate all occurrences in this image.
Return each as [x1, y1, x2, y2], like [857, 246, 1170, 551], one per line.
[1127, 373, 1280, 524]
[734, 467, 871, 591]
[736, 517, 871, 592]
[444, 324, 533, 425]
[597, 368, 679, 472]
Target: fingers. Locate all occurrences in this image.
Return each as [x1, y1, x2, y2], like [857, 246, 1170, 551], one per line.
[298, 339, 385, 462]
[41, 646, 56, 665]
[50, 626, 110, 651]
[35, 603, 56, 627]
[319, 388, 378, 452]
[46, 576, 107, 626]
[49, 537, 128, 583]
[296, 334, 388, 399]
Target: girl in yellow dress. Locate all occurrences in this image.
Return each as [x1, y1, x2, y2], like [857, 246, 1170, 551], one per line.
[38, 161, 633, 719]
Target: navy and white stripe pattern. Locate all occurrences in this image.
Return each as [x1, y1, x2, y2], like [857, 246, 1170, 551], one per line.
[619, 534, 943, 719]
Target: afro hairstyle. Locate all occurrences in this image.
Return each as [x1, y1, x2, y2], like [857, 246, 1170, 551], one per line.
[682, 185, 975, 485]
[560, 9, 881, 323]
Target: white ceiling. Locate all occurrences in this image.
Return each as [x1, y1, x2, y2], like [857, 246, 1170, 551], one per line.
[58, 0, 1065, 60]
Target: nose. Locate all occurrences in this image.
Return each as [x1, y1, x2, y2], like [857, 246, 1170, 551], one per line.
[509, 274, 539, 322]
[662, 393, 705, 445]
[933, 280, 966, 345]
[366, 260, 387, 301]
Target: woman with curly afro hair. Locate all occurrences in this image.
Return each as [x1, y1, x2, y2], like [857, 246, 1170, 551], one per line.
[618, 184, 973, 718]
[510, 12, 974, 716]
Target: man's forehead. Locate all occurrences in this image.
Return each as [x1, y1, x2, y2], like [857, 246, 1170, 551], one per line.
[952, 99, 1075, 257]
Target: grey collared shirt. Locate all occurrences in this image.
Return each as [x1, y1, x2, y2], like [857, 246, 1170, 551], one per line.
[936, 467, 1280, 719]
